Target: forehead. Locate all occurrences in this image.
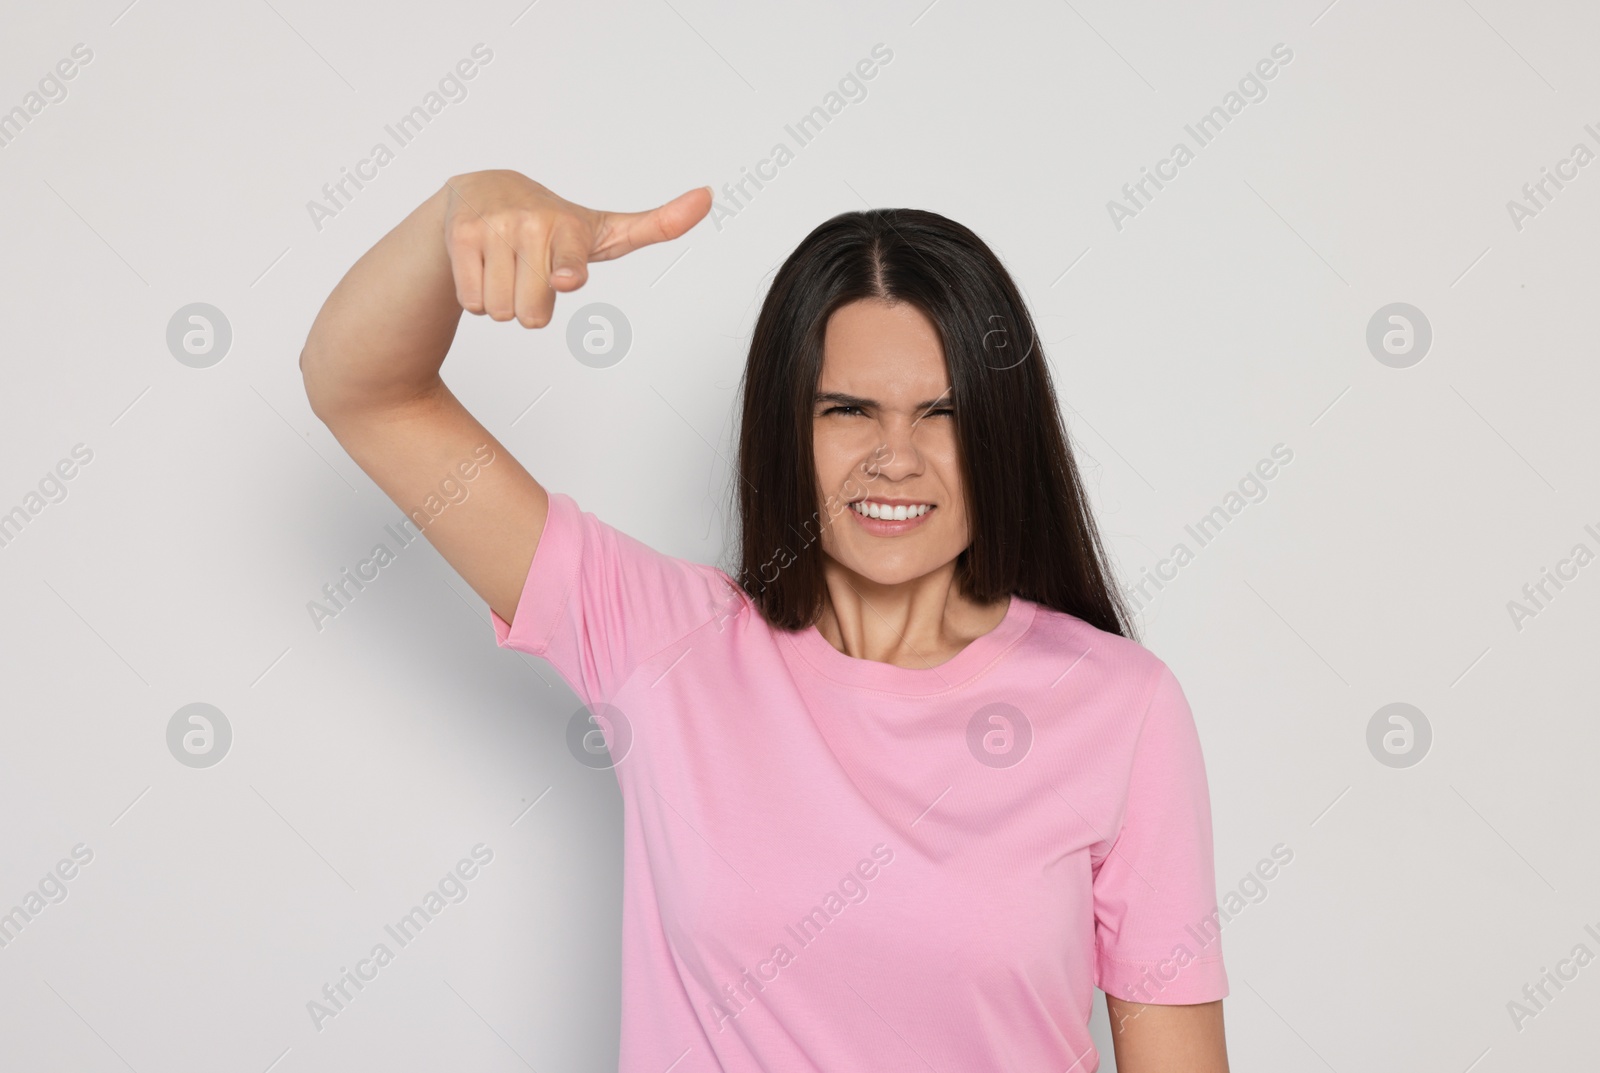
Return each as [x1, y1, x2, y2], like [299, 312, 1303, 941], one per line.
[818, 299, 948, 395]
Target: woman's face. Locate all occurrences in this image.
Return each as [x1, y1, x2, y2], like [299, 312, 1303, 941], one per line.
[812, 298, 970, 589]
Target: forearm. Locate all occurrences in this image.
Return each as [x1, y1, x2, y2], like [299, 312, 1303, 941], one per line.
[299, 181, 462, 418]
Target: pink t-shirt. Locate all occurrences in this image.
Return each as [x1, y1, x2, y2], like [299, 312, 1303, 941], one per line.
[491, 491, 1228, 1071]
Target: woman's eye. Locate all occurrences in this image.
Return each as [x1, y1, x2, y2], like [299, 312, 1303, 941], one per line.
[819, 405, 952, 418]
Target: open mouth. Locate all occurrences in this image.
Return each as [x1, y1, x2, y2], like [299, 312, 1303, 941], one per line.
[847, 499, 936, 534]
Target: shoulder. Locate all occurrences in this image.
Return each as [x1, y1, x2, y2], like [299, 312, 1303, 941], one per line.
[520, 490, 760, 684]
[1022, 602, 1173, 719]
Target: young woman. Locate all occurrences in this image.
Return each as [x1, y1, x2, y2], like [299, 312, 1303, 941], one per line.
[300, 169, 1231, 1072]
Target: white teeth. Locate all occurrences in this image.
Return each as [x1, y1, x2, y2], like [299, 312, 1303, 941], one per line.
[851, 501, 931, 520]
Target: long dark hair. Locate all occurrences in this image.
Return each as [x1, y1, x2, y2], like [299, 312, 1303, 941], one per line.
[725, 207, 1134, 641]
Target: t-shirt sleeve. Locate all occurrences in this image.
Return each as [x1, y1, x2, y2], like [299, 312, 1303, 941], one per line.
[1092, 661, 1230, 1005]
[489, 490, 739, 710]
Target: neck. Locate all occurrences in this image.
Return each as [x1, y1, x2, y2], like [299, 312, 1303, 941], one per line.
[813, 557, 1010, 669]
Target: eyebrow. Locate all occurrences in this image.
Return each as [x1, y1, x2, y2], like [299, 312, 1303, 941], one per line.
[813, 390, 953, 410]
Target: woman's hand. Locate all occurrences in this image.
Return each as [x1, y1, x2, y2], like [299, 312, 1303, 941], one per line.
[441, 169, 711, 329]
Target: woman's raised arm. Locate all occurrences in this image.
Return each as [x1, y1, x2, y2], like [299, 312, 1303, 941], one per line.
[297, 170, 709, 625]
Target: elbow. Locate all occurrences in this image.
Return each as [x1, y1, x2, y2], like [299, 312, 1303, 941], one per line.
[298, 345, 318, 410]
[299, 344, 336, 425]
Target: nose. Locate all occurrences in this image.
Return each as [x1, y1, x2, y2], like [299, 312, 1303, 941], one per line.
[860, 415, 926, 483]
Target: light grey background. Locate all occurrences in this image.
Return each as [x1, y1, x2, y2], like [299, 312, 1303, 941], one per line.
[2, 0, 1596, 1069]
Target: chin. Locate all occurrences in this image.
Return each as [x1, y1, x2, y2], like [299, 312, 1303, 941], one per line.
[836, 552, 956, 586]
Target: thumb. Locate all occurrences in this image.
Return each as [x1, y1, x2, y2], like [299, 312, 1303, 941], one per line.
[591, 186, 713, 261]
